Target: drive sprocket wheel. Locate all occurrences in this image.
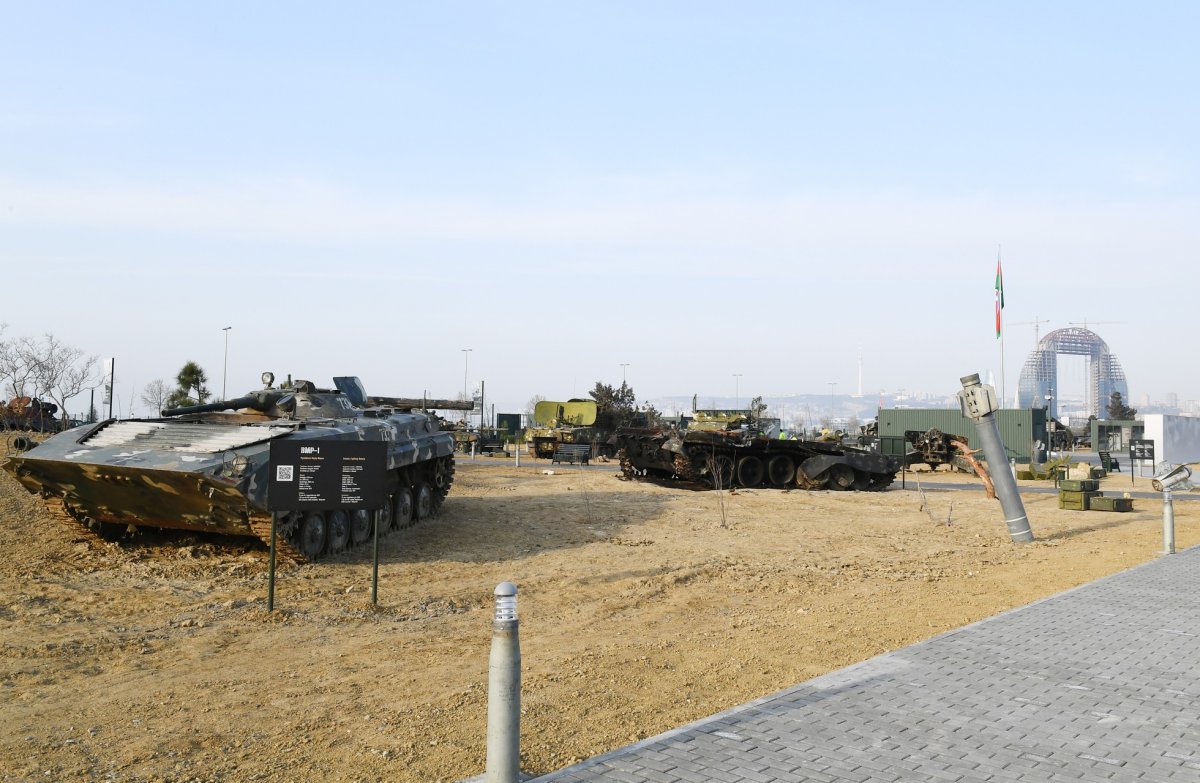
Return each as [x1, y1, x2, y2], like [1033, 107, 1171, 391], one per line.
[869, 473, 896, 491]
[618, 448, 635, 479]
[430, 456, 455, 514]
[673, 452, 697, 483]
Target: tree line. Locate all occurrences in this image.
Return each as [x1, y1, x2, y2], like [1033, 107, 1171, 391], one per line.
[0, 325, 98, 421]
[0, 324, 216, 421]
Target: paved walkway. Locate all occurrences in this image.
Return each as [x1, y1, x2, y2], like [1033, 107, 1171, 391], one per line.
[532, 546, 1200, 782]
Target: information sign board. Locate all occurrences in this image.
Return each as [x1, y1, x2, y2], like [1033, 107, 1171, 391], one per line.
[1129, 439, 1155, 462]
[267, 440, 386, 511]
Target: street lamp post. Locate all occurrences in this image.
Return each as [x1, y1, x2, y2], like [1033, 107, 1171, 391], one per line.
[1045, 388, 1055, 454]
[620, 363, 629, 385]
[222, 326, 232, 401]
[462, 348, 473, 424]
[733, 373, 742, 409]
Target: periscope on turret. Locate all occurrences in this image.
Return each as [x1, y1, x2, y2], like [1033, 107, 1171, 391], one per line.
[2, 373, 460, 562]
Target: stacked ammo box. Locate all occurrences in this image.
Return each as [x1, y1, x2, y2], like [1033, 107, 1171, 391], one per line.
[1058, 478, 1134, 512]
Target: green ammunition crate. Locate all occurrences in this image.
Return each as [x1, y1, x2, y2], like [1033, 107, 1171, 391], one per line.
[1089, 496, 1134, 512]
[1058, 490, 1100, 511]
[1059, 479, 1099, 492]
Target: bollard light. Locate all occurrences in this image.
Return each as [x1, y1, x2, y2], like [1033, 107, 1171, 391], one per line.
[494, 581, 518, 621]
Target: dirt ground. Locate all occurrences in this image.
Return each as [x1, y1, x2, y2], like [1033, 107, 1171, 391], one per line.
[1, 453, 1196, 783]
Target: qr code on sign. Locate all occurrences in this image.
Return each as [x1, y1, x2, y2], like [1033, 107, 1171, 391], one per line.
[276, 465, 294, 482]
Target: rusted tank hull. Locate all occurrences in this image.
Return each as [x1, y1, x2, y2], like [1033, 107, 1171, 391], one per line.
[616, 427, 900, 491]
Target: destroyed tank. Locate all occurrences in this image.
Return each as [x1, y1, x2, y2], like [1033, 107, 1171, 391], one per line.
[904, 427, 969, 472]
[616, 401, 899, 491]
[0, 397, 61, 433]
[2, 373, 463, 562]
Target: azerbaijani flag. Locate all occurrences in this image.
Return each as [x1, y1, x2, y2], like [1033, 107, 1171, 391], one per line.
[994, 256, 1004, 338]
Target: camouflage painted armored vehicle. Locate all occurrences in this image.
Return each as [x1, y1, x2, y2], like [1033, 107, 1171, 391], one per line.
[526, 399, 617, 458]
[616, 402, 899, 491]
[2, 373, 459, 562]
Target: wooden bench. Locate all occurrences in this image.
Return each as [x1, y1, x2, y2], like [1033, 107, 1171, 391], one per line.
[552, 444, 592, 465]
[1098, 450, 1121, 473]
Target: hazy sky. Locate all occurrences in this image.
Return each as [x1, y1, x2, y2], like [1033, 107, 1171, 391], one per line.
[3, 2, 1196, 415]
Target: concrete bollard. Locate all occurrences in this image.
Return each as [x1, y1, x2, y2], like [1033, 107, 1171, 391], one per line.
[486, 582, 521, 783]
[1163, 491, 1176, 555]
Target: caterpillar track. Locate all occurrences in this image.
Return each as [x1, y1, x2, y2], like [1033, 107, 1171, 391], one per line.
[615, 408, 900, 492]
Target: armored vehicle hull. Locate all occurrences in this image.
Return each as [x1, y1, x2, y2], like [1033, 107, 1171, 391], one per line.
[617, 427, 899, 491]
[2, 375, 458, 562]
[525, 399, 617, 458]
[619, 401, 899, 491]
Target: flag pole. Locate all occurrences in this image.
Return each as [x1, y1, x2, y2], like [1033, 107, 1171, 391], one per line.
[997, 246, 1006, 407]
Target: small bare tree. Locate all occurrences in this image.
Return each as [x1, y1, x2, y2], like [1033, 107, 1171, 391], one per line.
[27, 333, 98, 421]
[525, 394, 546, 416]
[140, 379, 172, 416]
[0, 332, 39, 400]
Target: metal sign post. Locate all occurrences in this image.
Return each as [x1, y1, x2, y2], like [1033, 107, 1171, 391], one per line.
[266, 440, 387, 611]
[1129, 439, 1155, 486]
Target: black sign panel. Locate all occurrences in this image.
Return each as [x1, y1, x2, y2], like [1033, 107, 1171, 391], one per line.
[1129, 439, 1155, 462]
[268, 439, 387, 511]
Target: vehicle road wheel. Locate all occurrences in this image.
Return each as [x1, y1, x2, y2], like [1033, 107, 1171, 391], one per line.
[298, 511, 328, 560]
[766, 455, 795, 487]
[736, 455, 765, 487]
[852, 471, 872, 491]
[708, 454, 735, 489]
[349, 508, 373, 546]
[393, 487, 414, 528]
[327, 509, 350, 553]
[414, 482, 434, 520]
[374, 499, 393, 535]
[826, 464, 856, 491]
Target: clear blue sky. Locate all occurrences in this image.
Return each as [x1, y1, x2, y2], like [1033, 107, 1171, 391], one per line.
[3, 2, 1196, 415]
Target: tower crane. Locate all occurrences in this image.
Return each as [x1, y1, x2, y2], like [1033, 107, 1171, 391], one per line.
[1011, 317, 1050, 346]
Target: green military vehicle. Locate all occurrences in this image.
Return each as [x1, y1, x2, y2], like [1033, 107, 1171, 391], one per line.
[526, 399, 617, 459]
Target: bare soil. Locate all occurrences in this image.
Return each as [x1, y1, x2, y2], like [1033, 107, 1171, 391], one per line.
[1, 456, 1194, 782]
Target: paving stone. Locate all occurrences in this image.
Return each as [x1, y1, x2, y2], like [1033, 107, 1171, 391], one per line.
[529, 548, 1200, 783]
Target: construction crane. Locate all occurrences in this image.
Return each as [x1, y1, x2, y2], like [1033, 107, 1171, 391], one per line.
[1069, 320, 1124, 331]
[1011, 317, 1051, 346]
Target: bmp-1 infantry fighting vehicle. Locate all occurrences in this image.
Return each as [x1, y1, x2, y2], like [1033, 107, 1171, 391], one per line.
[616, 401, 899, 491]
[2, 373, 460, 562]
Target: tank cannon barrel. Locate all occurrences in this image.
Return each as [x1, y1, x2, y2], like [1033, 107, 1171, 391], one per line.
[367, 396, 475, 411]
[162, 390, 284, 417]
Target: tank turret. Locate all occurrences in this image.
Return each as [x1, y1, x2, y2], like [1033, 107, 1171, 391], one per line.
[616, 395, 899, 491]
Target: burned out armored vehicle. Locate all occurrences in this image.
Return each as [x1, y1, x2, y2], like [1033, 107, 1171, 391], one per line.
[616, 402, 899, 491]
[0, 397, 61, 433]
[2, 373, 459, 562]
[904, 428, 968, 471]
